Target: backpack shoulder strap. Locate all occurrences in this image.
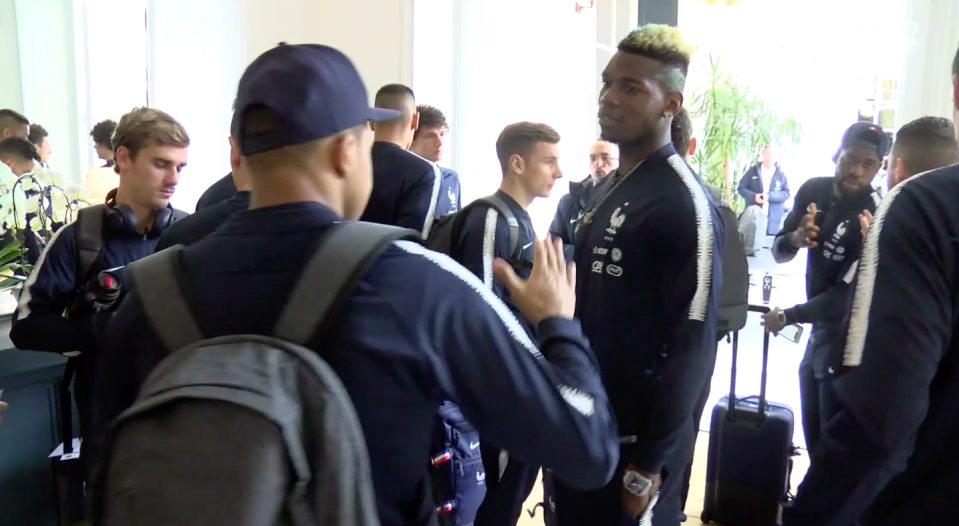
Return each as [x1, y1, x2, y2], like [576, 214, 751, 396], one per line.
[128, 246, 205, 353]
[75, 204, 107, 282]
[274, 222, 419, 346]
[479, 194, 522, 261]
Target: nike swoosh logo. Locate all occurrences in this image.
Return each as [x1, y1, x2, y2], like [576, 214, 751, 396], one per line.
[523, 242, 534, 250]
[570, 218, 579, 224]
[469, 441, 480, 450]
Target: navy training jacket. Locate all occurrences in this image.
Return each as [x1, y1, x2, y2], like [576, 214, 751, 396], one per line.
[92, 202, 620, 526]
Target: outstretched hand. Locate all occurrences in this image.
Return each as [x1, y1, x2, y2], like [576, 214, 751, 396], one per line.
[493, 236, 576, 324]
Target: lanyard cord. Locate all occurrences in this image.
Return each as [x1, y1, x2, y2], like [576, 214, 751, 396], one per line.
[578, 159, 645, 227]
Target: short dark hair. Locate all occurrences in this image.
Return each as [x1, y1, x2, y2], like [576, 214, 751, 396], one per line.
[670, 108, 693, 157]
[0, 136, 40, 162]
[953, 42, 959, 77]
[90, 119, 117, 147]
[0, 109, 29, 133]
[414, 105, 448, 139]
[374, 84, 416, 123]
[28, 124, 48, 146]
[375, 83, 415, 101]
[892, 116, 959, 176]
[495, 122, 561, 174]
[617, 24, 694, 92]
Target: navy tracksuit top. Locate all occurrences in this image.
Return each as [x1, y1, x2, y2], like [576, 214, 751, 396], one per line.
[93, 202, 620, 526]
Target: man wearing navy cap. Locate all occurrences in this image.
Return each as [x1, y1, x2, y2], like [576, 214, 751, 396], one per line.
[92, 43, 620, 526]
[764, 121, 885, 455]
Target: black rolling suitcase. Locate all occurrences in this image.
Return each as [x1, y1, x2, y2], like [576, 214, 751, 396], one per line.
[701, 305, 796, 526]
[50, 358, 87, 525]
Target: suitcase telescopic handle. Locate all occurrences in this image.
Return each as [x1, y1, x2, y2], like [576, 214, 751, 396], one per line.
[728, 305, 772, 422]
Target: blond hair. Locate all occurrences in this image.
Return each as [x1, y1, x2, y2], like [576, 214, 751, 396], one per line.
[619, 24, 694, 92]
[112, 107, 189, 173]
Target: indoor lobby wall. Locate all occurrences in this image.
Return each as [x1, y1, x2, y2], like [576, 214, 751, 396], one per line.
[148, 0, 414, 210]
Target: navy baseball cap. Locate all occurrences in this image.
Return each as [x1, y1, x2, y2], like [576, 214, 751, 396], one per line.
[231, 43, 400, 155]
[836, 122, 890, 161]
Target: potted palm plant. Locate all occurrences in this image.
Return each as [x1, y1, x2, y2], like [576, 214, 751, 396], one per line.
[687, 53, 803, 211]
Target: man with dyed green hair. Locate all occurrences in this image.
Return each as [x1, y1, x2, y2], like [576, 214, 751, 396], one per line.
[545, 24, 724, 526]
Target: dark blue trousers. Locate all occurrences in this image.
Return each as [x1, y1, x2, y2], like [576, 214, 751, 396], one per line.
[473, 444, 538, 526]
[545, 429, 695, 526]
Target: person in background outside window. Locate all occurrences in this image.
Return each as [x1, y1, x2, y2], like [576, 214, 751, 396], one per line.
[0, 109, 30, 140]
[85, 120, 120, 204]
[548, 140, 617, 258]
[410, 104, 461, 218]
[361, 84, 443, 238]
[737, 145, 790, 256]
[28, 124, 51, 168]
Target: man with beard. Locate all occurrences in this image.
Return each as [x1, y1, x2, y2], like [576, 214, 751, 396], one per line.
[549, 139, 618, 256]
[782, 43, 959, 526]
[763, 122, 885, 456]
[550, 24, 723, 526]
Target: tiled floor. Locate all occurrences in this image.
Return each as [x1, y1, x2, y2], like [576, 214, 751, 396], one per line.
[517, 432, 810, 526]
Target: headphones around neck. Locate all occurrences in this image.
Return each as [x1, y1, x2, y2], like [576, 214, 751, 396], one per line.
[104, 189, 175, 239]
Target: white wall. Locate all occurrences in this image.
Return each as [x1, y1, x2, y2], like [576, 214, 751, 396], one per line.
[896, 0, 959, 126]
[10, 0, 84, 185]
[413, 0, 599, 235]
[148, 0, 414, 210]
[84, 0, 148, 170]
[0, 0, 24, 112]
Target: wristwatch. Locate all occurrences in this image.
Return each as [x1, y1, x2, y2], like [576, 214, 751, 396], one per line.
[623, 470, 653, 497]
[777, 310, 788, 326]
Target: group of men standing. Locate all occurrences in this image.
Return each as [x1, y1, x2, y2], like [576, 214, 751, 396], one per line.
[3, 21, 959, 526]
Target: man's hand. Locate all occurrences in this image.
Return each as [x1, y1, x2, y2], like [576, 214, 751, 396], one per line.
[494, 236, 576, 324]
[763, 307, 786, 334]
[622, 466, 662, 518]
[859, 210, 873, 238]
[0, 401, 7, 427]
[755, 193, 766, 205]
[789, 203, 820, 249]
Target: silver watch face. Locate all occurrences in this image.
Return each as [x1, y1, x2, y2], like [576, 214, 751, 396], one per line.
[623, 470, 651, 497]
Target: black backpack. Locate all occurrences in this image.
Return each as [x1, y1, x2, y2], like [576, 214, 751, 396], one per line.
[95, 222, 416, 526]
[426, 194, 524, 265]
[715, 202, 749, 335]
[424, 194, 528, 525]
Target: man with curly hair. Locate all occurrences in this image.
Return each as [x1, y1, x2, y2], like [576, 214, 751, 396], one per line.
[547, 24, 723, 526]
[410, 104, 461, 217]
